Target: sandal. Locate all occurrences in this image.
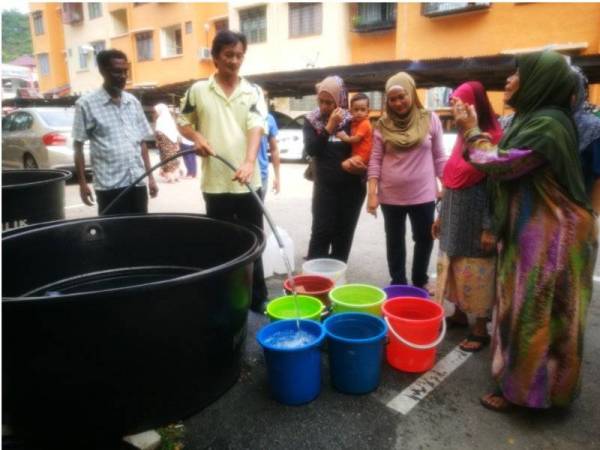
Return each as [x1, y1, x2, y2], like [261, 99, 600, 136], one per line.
[459, 333, 490, 352]
[480, 391, 513, 412]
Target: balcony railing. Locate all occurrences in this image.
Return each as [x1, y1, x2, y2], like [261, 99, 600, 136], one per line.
[421, 2, 490, 18]
[352, 3, 396, 33]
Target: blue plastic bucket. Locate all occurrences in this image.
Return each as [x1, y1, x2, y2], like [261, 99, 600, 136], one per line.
[323, 313, 387, 394]
[383, 284, 429, 300]
[256, 319, 325, 405]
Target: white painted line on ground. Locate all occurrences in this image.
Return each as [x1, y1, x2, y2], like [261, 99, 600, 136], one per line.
[386, 346, 473, 415]
[65, 203, 86, 209]
[593, 276, 600, 283]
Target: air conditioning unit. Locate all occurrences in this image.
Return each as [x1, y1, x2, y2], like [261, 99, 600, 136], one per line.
[197, 47, 211, 61]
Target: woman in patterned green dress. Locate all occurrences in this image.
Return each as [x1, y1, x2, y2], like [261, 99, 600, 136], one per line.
[453, 51, 597, 411]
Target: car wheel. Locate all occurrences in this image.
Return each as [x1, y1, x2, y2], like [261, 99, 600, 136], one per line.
[23, 154, 38, 169]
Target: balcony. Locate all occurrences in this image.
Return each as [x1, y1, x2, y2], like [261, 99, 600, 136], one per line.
[62, 3, 83, 24]
[421, 3, 490, 18]
[351, 3, 396, 33]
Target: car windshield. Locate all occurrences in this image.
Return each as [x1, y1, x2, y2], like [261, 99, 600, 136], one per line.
[37, 109, 74, 128]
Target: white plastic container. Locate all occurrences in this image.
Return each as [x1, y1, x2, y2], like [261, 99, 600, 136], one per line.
[262, 226, 295, 277]
[302, 258, 347, 286]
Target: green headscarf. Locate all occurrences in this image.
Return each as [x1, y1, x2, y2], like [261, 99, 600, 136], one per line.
[377, 72, 430, 150]
[491, 51, 590, 236]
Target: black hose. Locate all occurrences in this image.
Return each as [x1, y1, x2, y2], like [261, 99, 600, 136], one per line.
[100, 149, 286, 249]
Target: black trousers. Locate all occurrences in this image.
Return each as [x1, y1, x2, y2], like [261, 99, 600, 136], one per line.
[203, 190, 268, 307]
[381, 201, 435, 288]
[96, 185, 148, 216]
[307, 181, 366, 263]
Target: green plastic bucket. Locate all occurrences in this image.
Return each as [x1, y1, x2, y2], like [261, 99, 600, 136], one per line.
[266, 295, 325, 322]
[329, 284, 386, 317]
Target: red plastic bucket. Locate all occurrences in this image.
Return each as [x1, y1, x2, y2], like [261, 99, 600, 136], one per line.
[284, 275, 335, 307]
[382, 297, 446, 373]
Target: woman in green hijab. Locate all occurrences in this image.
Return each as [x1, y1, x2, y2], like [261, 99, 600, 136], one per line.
[453, 51, 597, 411]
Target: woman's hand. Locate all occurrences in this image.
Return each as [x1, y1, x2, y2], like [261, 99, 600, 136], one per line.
[327, 107, 344, 130]
[452, 99, 478, 132]
[367, 192, 379, 217]
[480, 230, 497, 254]
[431, 218, 441, 240]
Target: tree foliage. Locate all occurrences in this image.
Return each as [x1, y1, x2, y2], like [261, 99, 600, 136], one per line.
[2, 9, 33, 63]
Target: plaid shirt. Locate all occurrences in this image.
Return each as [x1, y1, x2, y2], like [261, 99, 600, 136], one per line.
[72, 88, 153, 191]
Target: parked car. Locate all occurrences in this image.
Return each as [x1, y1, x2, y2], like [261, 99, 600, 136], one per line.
[2, 107, 91, 174]
[271, 111, 306, 162]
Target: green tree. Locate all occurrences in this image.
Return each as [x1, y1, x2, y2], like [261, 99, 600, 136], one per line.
[2, 9, 33, 63]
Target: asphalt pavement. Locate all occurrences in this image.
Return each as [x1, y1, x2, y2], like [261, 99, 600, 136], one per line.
[60, 159, 600, 450]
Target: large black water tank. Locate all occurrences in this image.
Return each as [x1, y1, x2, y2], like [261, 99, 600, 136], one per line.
[2, 169, 71, 231]
[2, 214, 264, 446]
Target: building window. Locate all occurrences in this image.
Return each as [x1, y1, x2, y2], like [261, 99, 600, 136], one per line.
[38, 53, 50, 76]
[88, 3, 102, 20]
[214, 18, 229, 33]
[161, 25, 183, 57]
[91, 40, 106, 65]
[289, 3, 322, 38]
[239, 6, 266, 44]
[290, 95, 317, 112]
[421, 3, 490, 18]
[32, 11, 44, 35]
[353, 3, 396, 31]
[110, 9, 129, 35]
[185, 21, 192, 34]
[62, 3, 84, 24]
[78, 46, 89, 70]
[136, 32, 154, 62]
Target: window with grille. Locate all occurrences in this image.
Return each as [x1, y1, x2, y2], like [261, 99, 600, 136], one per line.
[421, 3, 490, 18]
[32, 11, 44, 35]
[136, 32, 154, 61]
[88, 3, 102, 20]
[161, 25, 183, 57]
[353, 3, 396, 31]
[38, 53, 50, 75]
[239, 6, 266, 44]
[289, 3, 322, 38]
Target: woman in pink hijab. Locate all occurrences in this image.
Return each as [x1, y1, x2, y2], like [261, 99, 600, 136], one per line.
[304, 75, 366, 262]
[433, 81, 502, 352]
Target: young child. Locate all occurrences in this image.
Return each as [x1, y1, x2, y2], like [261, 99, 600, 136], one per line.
[337, 93, 373, 172]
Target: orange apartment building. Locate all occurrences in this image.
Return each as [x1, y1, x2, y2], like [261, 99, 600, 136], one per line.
[392, 2, 600, 110]
[29, 3, 70, 95]
[105, 2, 227, 89]
[29, 2, 600, 109]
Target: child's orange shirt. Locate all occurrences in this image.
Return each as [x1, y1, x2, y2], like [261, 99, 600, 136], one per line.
[350, 118, 373, 163]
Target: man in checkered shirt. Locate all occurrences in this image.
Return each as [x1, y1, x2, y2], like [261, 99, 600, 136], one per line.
[73, 49, 158, 215]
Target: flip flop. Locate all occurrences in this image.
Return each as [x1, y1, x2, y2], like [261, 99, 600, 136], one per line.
[459, 333, 490, 352]
[480, 391, 513, 413]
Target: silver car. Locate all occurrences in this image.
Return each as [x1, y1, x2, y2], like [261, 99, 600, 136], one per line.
[2, 107, 91, 172]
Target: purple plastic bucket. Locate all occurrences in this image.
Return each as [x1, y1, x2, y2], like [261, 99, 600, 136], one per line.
[383, 285, 429, 301]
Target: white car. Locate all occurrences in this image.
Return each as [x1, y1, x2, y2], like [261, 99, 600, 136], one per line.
[272, 112, 306, 162]
[442, 132, 458, 155]
[2, 107, 91, 173]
